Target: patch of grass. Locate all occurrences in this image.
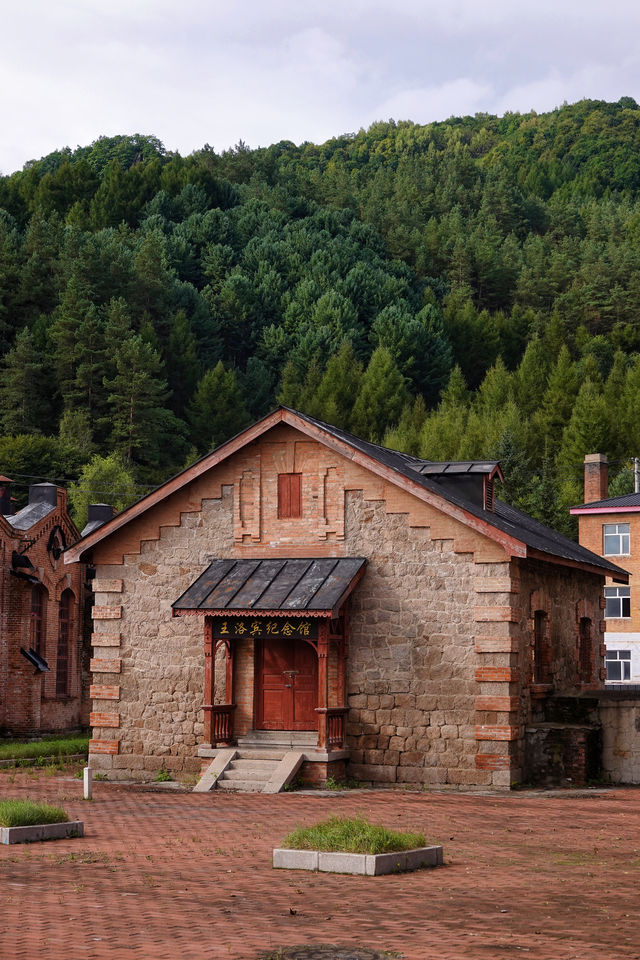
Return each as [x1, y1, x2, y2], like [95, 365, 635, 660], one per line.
[154, 769, 172, 782]
[0, 735, 89, 765]
[281, 815, 426, 855]
[324, 776, 363, 790]
[0, 798, 69, 827]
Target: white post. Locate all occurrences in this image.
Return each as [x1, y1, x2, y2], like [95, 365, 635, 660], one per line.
[635, 458, 639, 494]
[83, 766, 92, 800]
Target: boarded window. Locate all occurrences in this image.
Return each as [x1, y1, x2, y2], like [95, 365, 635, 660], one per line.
[533, 609, 549, 684]
[578, 617, 592, 683]
[278, 473, 302, 519]
[56, 590, 73, 697]
[30, 586, 46, 657]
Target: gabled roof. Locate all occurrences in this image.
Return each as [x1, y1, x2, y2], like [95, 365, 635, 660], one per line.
[63, 406, 627, 581]
[571, 492, 640, 513]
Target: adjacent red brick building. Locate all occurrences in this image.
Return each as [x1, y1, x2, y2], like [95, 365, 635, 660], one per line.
[0, 481, 88, 735]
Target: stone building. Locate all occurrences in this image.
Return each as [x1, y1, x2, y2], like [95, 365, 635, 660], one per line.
[64, 408, 626, 790]
[0, 480, 88, 734]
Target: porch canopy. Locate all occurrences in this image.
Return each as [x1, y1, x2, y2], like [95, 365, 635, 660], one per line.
[172, 557, 366, 618]
[172, 558, 366, 750]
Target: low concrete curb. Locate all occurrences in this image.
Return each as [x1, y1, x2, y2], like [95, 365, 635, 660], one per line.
[273, 845, 443, 875]
[1, 820, 84, 844]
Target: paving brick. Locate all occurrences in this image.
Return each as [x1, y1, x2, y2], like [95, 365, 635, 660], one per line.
[0, 772, 638, 960]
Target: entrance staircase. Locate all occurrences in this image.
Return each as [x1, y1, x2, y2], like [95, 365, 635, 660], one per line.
[194, 731, 316, 794]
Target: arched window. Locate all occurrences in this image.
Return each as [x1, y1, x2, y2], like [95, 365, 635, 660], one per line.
[56, 590, 74, 697]
[578, 617, 592, 683]
[30, 586, 47, 657]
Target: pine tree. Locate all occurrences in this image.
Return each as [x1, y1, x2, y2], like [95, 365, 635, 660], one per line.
[309, 340, 363, 429]
[189, 361, 250, 452]
[0, 328, 51, 434]
[166, 310, 202, 418]
[351, 347, 409, 442]
[105, 334, 185, 473]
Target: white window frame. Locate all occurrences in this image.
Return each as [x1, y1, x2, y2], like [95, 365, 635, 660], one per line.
[603, 523, 630, 556]
[605, 649, 632, 682]
[604, 586, 631, 619]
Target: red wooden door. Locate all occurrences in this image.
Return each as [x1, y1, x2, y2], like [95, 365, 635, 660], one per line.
[256, 639, 317, 730]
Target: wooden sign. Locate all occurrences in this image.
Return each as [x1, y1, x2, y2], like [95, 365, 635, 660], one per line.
[210, 616, 318, 640]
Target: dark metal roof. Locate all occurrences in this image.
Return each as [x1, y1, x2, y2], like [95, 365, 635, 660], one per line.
[413, 460, 500, 476]
[173, 557, 367, 615]
[287, 409, 628, 580]
[572, 492, 640, 511]
[5, 501, 55, 531]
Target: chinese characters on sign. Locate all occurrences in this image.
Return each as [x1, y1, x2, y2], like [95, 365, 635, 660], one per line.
[211, 617, 318, 640]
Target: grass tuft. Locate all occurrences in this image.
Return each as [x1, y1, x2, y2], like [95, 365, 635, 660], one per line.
[281, 815, 426, 854]
[0, 798, 69, 827]
[0, 735, 89, 765]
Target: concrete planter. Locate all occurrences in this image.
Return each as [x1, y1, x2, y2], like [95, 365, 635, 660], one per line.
[273, 844, 443, 875]
[0, 820, 84, 844]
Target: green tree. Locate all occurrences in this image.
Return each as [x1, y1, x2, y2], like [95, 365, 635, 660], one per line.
[309, 340, 363, 429]
[105, 334, 186, 475]
[188, 361, 250, 451]
[0, 328, 51, 434]
[68, 452, 138, 530]
[351, 347, 409, 442]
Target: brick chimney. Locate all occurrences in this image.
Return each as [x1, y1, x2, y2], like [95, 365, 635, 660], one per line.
[584, 453, 608, 503]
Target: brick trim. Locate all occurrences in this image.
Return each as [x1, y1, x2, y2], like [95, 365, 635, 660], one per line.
[89, 739, 119, 755]
[475, 696, 520, 712]
[90, 658, 122, 674]
[475, 667, 519, 683]
[93, 605, 122, 620]
[89, 684, 120, 700]
[475, 725, 521, 741]
[90, 712, 120, 728]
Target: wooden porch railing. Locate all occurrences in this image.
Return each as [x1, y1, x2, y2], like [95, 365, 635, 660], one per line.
[204, 704, 236, 744]
[315, 707, 348, 750]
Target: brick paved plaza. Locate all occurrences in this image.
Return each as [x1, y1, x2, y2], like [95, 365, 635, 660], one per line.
[1, 771, 640, 960]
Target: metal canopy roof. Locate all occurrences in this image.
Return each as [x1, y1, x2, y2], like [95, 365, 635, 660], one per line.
[172, 557, 367, 617]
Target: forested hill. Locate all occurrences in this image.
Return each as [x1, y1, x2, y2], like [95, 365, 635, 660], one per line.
[1, 97, 640, 532]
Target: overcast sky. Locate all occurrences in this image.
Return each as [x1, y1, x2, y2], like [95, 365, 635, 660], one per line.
[1, 0, 639, 174]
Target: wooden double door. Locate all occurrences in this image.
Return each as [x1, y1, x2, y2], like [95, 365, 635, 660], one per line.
[256, 638, 318, 730]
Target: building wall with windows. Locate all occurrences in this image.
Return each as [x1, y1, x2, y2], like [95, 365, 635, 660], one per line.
[0, 483, 88, 735]
[572, 454, 640, 683]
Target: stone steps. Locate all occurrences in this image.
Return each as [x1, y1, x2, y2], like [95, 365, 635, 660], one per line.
[194, 747, 305, 794]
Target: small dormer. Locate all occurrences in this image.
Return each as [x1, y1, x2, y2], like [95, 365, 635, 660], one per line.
[411, 461, 503, 512]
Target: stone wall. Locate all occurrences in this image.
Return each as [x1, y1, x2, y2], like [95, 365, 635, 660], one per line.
[84, 424, 607, 790]
[89, 491, 235, 779]
[599, 697, 640, 783]
[345, 492, 481, 788]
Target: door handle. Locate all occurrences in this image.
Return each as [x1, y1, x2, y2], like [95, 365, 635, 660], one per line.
[284, 683, 292, 688]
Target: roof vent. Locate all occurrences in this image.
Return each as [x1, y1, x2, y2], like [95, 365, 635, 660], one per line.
[484, 476, 495, 512]
[28, 483, 58, 507]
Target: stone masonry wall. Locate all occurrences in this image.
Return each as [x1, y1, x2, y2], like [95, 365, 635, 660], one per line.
[344, 493, 483, 788]
[86, 424, 604, 789]
[89, 491, 234, 779]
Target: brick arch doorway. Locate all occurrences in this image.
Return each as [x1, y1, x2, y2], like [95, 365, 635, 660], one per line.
[255, 637, 318, 731]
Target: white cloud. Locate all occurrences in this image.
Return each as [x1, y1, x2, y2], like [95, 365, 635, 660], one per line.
[371, 78, 494, 126]
[2, 2, 640, 173]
